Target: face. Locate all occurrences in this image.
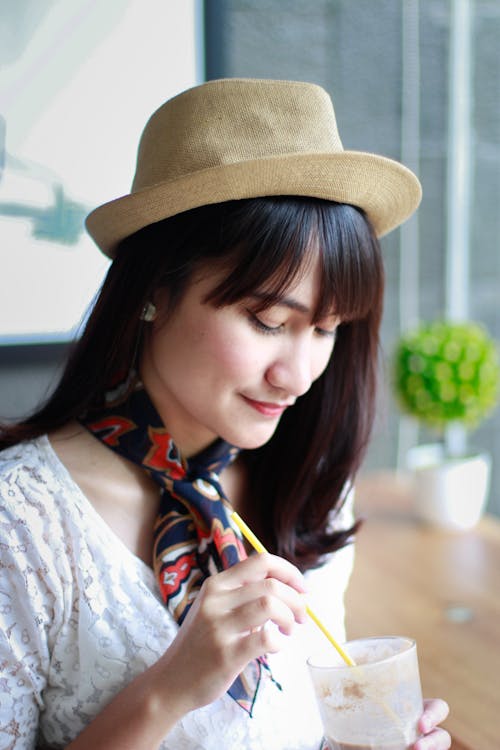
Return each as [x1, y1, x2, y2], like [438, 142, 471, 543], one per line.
[140, 254, 340, 457]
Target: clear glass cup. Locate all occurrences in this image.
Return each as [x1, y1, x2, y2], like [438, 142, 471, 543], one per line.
[307, 636, 424, 750]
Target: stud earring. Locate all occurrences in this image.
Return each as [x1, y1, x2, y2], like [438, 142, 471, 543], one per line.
[140, 301, 157, 322]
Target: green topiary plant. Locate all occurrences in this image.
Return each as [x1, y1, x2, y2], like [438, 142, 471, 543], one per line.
[393, 320, 500, 434]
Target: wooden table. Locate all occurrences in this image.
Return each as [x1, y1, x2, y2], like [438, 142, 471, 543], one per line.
[345, 473, 500, 750]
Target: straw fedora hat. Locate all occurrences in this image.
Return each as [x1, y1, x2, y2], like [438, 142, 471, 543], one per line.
[86, 78, 421, 258]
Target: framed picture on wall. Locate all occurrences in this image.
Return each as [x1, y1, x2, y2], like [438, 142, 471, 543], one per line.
[0, 0, 201, 344]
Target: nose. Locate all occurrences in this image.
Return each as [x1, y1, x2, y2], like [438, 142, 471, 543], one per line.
[265, 337, 315, 398]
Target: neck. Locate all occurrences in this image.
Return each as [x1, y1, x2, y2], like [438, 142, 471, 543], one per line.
[138, 365, 218, 459]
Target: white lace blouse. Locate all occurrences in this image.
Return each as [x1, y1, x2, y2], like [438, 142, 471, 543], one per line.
[0, 437, 355, 750]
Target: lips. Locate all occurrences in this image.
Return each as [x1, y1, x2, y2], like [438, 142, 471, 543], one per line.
[242, 396, 291, 417]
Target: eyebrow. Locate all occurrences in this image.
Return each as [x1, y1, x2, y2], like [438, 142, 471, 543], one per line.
[250, 291, 310, 315]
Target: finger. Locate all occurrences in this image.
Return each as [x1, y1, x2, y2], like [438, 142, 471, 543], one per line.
[419, 698, 450, 734]
[209, 552, 307, 593]
[413, 728, 452, 750]
[245, 620, 288, 655]
[228, 589, 299, 637]
[212, 577, 308, 625]
[226, 620, 290, 666]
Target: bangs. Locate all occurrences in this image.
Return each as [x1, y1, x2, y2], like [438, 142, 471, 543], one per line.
[314, 200, 384, 323]
[204, 197, 383, 323]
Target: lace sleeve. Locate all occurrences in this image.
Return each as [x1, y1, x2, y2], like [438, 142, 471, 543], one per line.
[0, 470, 64, 749]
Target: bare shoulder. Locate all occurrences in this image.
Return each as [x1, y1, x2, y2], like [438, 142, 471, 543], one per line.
[49, 421, 105, 462]
[48, 422, 159, 565]
[48, 422, 158, 500]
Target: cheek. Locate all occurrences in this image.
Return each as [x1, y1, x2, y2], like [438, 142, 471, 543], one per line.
[205, 326, 261, 382]
[156, 308, 258, 384]
[312, 343, 335, 381]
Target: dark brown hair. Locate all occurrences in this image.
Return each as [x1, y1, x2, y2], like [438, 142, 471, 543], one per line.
[0, 197, 384, 570]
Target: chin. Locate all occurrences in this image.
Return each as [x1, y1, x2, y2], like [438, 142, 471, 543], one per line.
[224, 428, 278, 451]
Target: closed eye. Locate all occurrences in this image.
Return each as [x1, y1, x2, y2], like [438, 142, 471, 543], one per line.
[247, 308, 339, 340]
[315, 326, 337, 339]
[246, 310, 284, 335]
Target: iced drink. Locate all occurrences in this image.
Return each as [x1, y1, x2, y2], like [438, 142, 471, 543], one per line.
[308, 637, 423, 750]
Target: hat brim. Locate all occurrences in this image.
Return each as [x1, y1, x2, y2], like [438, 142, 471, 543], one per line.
[85, 151, 421, 258]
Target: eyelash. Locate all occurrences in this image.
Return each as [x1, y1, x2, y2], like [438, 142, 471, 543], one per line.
[246, 310, 337, 339]
[247, 310, 283, 335]
[315, 327, 337, 339]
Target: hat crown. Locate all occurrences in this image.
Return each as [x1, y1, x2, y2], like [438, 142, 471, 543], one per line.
[86, 77, 422, 257]
[132, 78, 344, 192]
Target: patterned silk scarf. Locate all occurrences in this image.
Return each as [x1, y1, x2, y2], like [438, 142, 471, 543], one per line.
[79, 374, 278, 716]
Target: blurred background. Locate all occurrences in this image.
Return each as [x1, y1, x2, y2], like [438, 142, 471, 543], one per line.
[1, 0, 499, 517]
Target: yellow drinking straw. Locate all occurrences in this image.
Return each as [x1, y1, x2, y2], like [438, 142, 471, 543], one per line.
[230, 511, 356, 667]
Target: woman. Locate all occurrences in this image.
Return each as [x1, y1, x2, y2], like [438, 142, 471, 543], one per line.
[0, 79, 450, 749]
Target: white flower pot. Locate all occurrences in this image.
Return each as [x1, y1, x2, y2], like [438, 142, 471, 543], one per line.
[406, 443, 491, 530]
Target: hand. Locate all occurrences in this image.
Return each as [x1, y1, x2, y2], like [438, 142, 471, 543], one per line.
[156, 552, 307, 713]
[413, 698, 451, 749]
